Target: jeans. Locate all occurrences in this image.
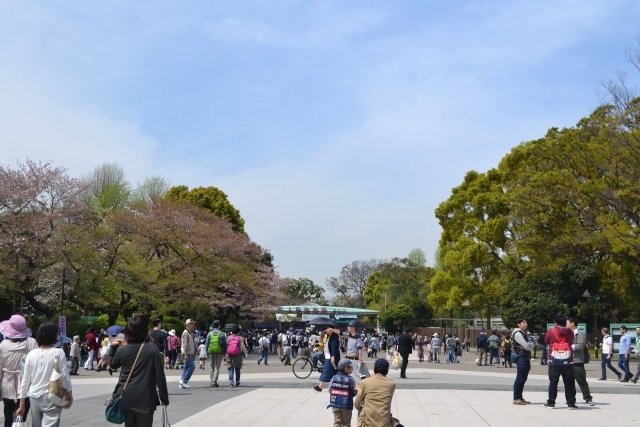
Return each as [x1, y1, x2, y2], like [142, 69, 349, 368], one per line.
[400, 352, 409, 377]
[601, 354, 621, 379]
[618, 355, 631, 380]
[181, 354, 195, 383]
[209, 353, 224, 383]
[292, 346, 298, 358]
[70, 356, 79, 374]
[4, 397, 30, 427]
[447, 346, 456, 363]
[258, 348, 269, 364]
[168, 349, 177, 367]
[513, 357, 530, 400]
[489, 348, 500, 366]
[124, 408, 154, 427]
[432, 348, 440, 362]
[572, 363, 592, 401]
[312, 351, 325, 368]
[540, 346, 548, 364]
[547, 365, 576, 405]
[228, 366, 241, 384]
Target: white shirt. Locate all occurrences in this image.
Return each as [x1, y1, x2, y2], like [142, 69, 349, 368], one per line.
[19, 347, 72, 399]
[602, 335, 613, 355]
[281, 335, 289, 346]
[258, 337, 270, 348]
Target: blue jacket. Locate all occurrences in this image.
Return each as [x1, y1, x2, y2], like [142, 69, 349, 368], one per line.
[476, 334, 487, 351]
[328, 372, 357, 410]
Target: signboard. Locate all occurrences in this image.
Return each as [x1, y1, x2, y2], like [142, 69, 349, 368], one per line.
[58, 316, 67, 337]
[301, 314, 317, 322]
[335, 314, 357, 319]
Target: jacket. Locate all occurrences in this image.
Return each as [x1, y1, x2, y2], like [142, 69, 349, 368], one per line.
[354, 374, 397, 427]
[397, 333, 413, 355]
[572, 329, 587, 364]
[544, 325, 574, 365]
[326, 332, 341, 364]
[181, 329, 195, 356]
[109, 343, 169, 414]
[328, 372, 357, 410]
[476, 334, 487, 351]
[0, 337, 38, 401]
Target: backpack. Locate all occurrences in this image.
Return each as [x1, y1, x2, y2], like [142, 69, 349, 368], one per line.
[583, 342, 590, 364]
[549, 328, 571, 366]
[261, 338, 269, 350]
[489, 337, 499, 350]
[291, 336, 297, 345]
[226, 335, 241, 356]
[208, 331, 226, 354]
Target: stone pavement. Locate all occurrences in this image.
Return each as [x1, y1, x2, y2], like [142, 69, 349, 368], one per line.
[2, 353, 639, 426]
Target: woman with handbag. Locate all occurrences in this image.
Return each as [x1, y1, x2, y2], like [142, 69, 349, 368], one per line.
[0, 315, 39, 427]
[108, 317, 169, 427]
[17, 322, 73, 427]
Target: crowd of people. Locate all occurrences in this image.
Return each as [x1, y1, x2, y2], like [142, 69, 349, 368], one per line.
[1, 312, 639, 425]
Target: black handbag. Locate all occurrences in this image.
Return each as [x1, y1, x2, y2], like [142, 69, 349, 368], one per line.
[105, 343, 145, 424]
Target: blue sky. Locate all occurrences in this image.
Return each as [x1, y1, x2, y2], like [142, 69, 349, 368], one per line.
[1, 1, 639, 290]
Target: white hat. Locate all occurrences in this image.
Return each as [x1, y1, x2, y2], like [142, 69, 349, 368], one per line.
[169, 329, 176, 336]
[433, 333, 439, 337]
[185, 319, 196, 325]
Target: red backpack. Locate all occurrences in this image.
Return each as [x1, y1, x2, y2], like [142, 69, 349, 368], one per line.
[549, 328, 571, 366]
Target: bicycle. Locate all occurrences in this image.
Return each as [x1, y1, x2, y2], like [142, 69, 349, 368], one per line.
[292, 349, 324, 379]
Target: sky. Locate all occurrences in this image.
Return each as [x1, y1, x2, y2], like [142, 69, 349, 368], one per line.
[1, 1, 639, 290]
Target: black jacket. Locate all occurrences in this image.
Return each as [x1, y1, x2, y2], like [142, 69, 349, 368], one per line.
[327, 332, 341, 363]
[109, 342, 169, 414]
[398, 333, 413, 355]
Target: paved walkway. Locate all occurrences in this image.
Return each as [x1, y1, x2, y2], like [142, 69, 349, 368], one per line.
[2, 353, 639, 426]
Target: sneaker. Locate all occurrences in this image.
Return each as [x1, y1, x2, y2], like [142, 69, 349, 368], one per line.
[520, 398, 531, 404]
[568, 404, 578, 410]
[230, 381, 234, 387]
[631, 378, 638, 384]
[513, 400, 526, 405]
[178, 379, 183, 386]
[597, 378, 607, 380]
[586, 400, 595, 406]
[258, 360, 261, 365]
[313, 385, 322, 392]
[618, 373, 622, 381]
[181, 382, 192, 389]
[621, 379, 630, 382]
[544, 403, 555, 408]
[236, 382, 241, 386]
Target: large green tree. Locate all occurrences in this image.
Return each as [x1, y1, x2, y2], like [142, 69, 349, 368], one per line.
[165, 185, 245, 233]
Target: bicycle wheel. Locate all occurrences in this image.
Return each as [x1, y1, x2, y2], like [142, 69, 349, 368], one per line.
[293, 357, 313, 379]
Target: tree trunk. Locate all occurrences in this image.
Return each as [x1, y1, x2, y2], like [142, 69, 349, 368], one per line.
[22, 290, 55, 318]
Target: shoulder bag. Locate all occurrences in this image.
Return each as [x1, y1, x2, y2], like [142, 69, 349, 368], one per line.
[105, 343, 145, 424]
[47, 351, 71, 406]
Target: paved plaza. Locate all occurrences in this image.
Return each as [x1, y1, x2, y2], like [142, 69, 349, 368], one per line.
[2, 352, 639, 426]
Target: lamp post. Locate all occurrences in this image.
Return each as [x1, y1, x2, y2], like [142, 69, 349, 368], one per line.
[582, 289, 597, 359]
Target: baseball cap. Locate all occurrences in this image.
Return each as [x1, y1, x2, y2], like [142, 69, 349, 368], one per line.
[374, 358, 389, 371]
[185, 319, 196, 325]
[348, 320, 357, 327]
[338, 359, 352, 371]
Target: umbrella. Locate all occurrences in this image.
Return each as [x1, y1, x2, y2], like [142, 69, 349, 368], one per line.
[306, 317, 336, 327]
[105, 325, 123, 335]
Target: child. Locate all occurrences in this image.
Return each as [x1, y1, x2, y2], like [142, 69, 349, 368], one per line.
[328, 359, 358, 427]
[281, 343, 292, 365]
[198, 340, 207, 370]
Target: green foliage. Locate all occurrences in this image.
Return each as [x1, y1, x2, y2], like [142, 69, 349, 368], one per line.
[282, 278, 327, 305]
[162, 316, 186, 335]
[166, 185, 246, 233]
[93, 314, 109, 331]
[379, 303, 414, 333]
[407, 248, 427, 267]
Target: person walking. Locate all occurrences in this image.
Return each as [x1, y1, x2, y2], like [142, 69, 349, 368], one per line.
[618, 325, 632, 382]
[431, 333, 441, 363]
[501, 333, 512, 368]
[476, 330, 488, 366]
[445, 335, 456, 364]
[225, 326, 246, 387]
[566, 316, 594, 406]
[512, 317, 535, 405]
[599, 327, 621, 380]
[109, 317, 169, 426]
[0, 315, 39, 427]
[69, 336, 81, 376]
[179, 319, 196, 389]
[257, 332, 270, 365]
[631, 326, 640, 384]
[314, 324, 341, 392]
[538, 331, 548, 365]
[166, 330, 179, 369]
[83, 327, 97, 370]
[17, 322, 73, 426]
[488, 331, 501, 367]
[206, 320, 227, 387]
[397, 327, 413, 379]
[544, 314, 577, 409]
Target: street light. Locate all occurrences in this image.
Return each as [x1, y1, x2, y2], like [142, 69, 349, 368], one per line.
[582, 289, 597, 358]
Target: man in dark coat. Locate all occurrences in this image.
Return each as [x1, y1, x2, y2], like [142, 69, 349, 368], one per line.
[397, 327, 413, 379]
